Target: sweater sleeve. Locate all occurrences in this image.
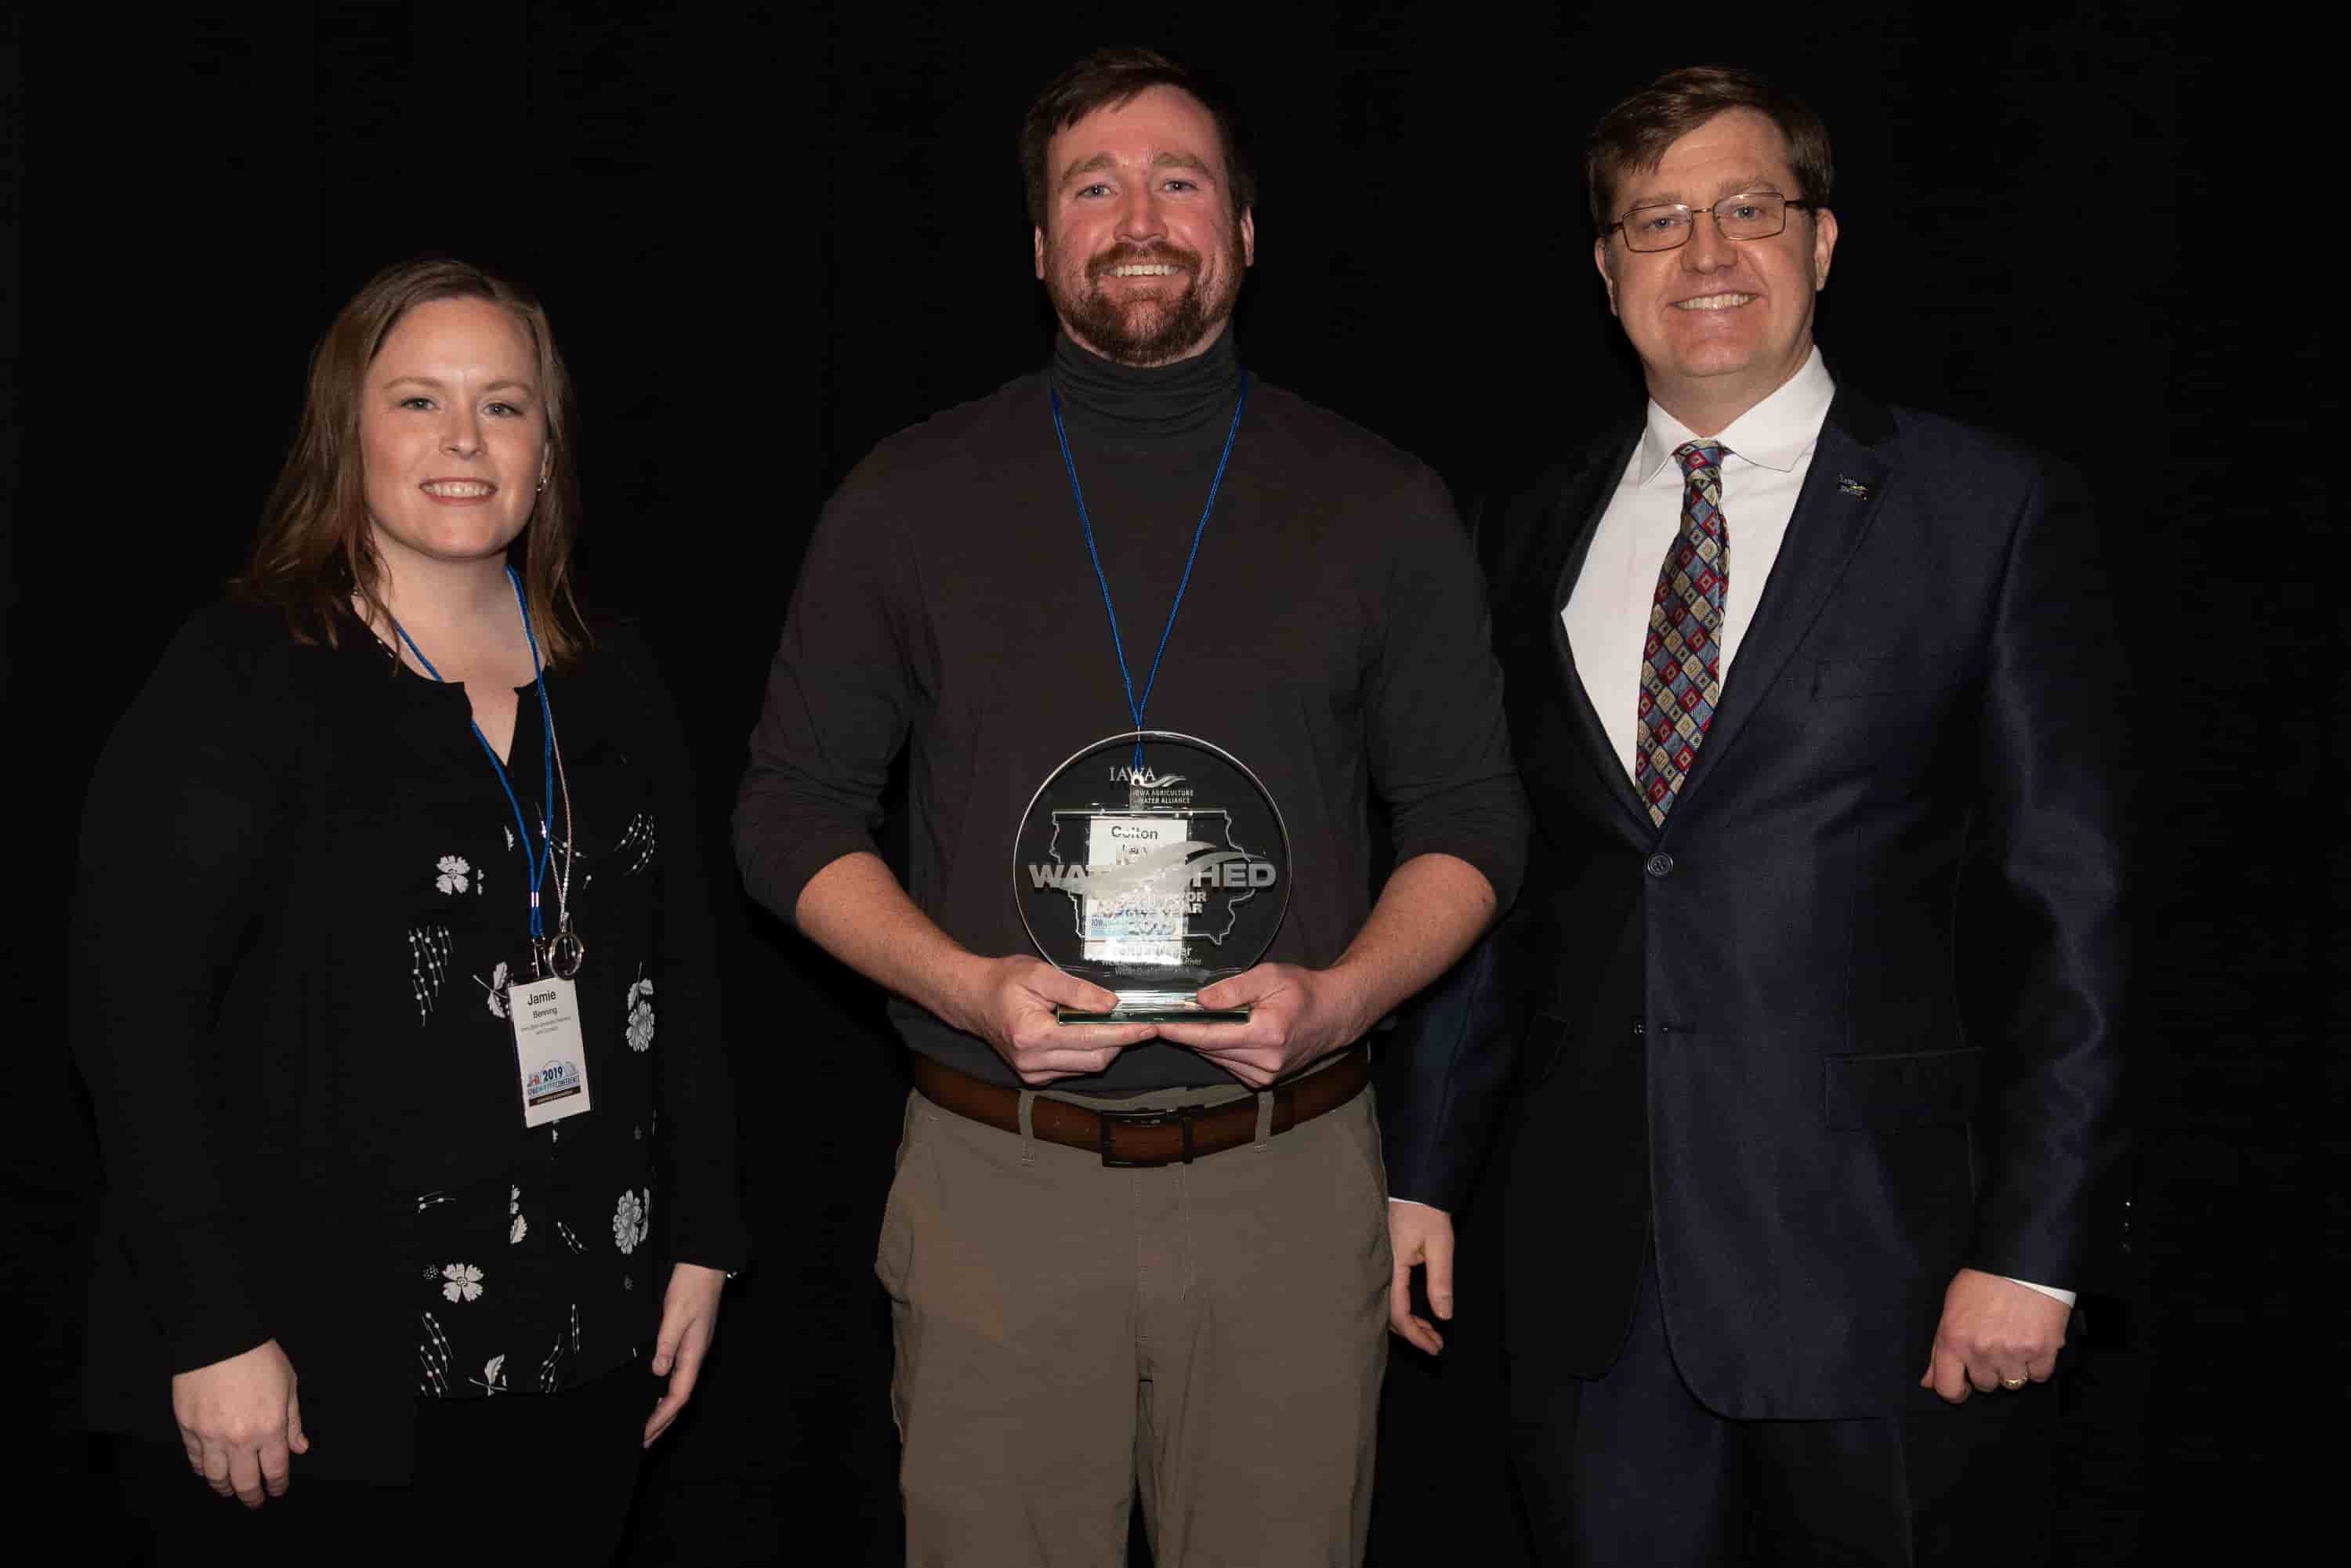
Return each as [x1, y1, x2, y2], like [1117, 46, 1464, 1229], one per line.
[607, 628, 752, 1276]
[1364, 468, 1530, 914]
[734, 473, 920, 923]
[70, 610, 285, 1373]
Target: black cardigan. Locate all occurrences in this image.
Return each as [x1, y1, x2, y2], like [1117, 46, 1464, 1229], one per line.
[71, 599, 746, 1481]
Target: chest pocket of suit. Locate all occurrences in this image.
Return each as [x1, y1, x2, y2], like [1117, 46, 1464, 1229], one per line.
[1823, 1047, 1983, 1129]
[1813, 656, 1939, 699]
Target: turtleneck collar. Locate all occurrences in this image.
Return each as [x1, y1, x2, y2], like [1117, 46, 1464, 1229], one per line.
[1049, 324, 1244, 437]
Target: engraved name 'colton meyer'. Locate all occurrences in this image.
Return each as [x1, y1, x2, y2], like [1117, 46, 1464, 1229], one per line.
[1025, 841, 1277, 895]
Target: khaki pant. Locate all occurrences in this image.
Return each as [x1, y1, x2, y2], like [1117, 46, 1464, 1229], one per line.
[875, 1076, 1393, 1567]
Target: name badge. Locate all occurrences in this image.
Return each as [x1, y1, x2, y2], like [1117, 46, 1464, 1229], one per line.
[509, 976, 592, 1128]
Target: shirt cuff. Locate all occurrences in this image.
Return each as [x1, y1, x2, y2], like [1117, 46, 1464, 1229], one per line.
[1386, 1197, 1445, 1213]
[2005, 1276, 2076, 1307]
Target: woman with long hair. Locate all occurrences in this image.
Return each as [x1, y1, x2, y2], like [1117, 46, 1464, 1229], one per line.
[71, 259, 744, 1558]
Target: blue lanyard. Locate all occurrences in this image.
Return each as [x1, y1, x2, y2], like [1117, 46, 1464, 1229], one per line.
[1050, 374, 1248, 769]
[389, 565, 560, 943]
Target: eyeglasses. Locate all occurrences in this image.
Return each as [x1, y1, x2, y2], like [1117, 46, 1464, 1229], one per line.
[1612, 193, 1815, 252]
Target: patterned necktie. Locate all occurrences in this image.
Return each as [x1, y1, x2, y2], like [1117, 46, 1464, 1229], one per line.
[1634, 441, 1729, 827]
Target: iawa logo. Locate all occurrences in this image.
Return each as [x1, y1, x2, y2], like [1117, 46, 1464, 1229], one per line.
[1111, 765, 1183, 788]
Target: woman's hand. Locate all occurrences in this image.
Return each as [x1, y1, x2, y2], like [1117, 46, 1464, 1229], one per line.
[171, 1339, 307, 1506]
[643, 1262, 727, 1447]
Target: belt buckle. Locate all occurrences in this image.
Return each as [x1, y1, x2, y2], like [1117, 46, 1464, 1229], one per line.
[1098, 1105, 1197, 1168]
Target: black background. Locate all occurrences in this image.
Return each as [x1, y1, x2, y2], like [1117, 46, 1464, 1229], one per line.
[3, 4, 2319, 1563]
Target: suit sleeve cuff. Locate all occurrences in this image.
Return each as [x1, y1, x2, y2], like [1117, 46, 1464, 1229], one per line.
[2004, 1276, 2077, 1307]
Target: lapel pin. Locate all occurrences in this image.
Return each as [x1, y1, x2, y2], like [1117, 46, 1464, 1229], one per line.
[1837, 476, 1871, 499]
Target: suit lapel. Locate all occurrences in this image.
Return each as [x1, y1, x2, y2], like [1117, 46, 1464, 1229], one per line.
[1538, 425, 1654, 846]
[1662, 388, 1898, 823]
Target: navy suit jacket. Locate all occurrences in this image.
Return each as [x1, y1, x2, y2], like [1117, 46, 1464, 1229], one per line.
[1379, 384, 2127, 1420]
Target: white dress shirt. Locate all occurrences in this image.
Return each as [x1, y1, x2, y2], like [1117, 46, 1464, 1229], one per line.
[1563, 348, 1835, 762]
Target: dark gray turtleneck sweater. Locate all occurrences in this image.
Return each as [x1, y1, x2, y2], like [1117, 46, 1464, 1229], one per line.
[737, 328, 1527, 1092]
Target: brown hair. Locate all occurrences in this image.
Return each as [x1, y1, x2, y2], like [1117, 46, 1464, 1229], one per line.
[234, 257, 591, 666]
[1019, 47, 1256, 228]
[1585, 66, 1833, 236]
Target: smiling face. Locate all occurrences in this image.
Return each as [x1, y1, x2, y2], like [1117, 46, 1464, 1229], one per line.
[358, 295, 549, 574]
[1033, 84, 1254, 367]
[1594, 107, 1838, 431]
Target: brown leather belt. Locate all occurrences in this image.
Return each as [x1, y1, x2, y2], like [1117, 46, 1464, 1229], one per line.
[911, 1045, 1371, 1168]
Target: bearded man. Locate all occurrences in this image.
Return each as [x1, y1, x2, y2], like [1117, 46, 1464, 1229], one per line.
[735, 46, 1525, 1568]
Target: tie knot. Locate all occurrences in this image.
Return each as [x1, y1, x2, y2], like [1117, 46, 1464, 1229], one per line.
[1673, 441, 1725, 478]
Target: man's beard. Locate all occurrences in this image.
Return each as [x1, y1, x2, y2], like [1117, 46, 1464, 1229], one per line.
[1046, 231, 1245, 368]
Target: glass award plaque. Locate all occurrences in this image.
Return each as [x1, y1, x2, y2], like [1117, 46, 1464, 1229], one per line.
[1015, 730, 1291, 1024]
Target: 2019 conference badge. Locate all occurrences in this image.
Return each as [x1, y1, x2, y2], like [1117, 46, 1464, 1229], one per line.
[510, 976, 592, 1128]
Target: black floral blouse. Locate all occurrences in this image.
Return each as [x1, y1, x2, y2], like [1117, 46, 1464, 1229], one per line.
[71, 601, 746, 1475]
[400, 704, 675, 1400]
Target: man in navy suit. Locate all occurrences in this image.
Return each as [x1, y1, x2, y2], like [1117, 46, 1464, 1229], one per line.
[1380, 67, 2125, 1566]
